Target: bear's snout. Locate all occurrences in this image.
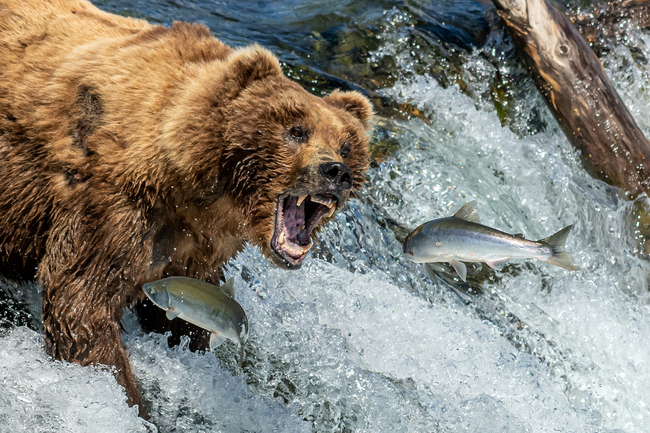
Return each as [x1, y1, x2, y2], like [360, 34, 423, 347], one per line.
[318, 162, 353, 191]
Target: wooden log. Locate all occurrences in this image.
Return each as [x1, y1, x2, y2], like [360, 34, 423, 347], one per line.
[491, 0, 650, 197]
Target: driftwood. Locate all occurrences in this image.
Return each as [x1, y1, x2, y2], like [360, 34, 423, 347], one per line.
[492, 0, 650, 197]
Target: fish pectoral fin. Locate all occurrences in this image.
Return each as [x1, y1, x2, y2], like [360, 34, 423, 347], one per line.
[165, 309, 181, 321]
[450, 260, 467, 282]
[238, 343, 245, 368]
[485, 257, 510, 271]
[452, 201, 481, 224]
[422, 263, 439, 283]
[219, 278, 236, 299]
[209, 333, 227, 351]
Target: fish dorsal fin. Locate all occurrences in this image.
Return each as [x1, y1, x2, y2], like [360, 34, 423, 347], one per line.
[450, 260, 467, 282]
[485, 257, 510, 271]
[219, 278, 236, 299]
[209, 333, 227, 351]
[514, 233, 525, 239]
[453, 201, 481, 224]
[166, 309, 181, 321]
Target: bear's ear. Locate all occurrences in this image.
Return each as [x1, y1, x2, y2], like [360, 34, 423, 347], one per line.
[324, 90, 373, 130]
[223, 45, 283, 98]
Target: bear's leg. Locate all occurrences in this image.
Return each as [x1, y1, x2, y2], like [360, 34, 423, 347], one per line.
[40, 272, 148, 418]
[37, 215, 149, 418]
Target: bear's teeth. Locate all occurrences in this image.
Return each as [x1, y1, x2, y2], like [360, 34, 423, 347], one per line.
[296, 195, 308, 207]
[312, 196, 333, 206]
[327, 203, 336, 218]
[278, 232, 312, 257]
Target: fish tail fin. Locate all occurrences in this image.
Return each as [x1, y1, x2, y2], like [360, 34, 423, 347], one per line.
[538, 225, 580, 271]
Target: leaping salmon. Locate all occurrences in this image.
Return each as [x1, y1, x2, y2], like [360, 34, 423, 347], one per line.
[402, 201, 580, 282]
[142, 277, 249, 364]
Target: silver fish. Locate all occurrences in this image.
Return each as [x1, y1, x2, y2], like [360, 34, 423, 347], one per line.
[402, 201, 580, 282]
[142, 277, 249, 363]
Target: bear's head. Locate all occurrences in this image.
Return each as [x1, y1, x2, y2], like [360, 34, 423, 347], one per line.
[170, 45, 373, 269]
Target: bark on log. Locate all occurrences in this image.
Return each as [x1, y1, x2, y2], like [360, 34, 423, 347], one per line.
[492, 0, 650, 196]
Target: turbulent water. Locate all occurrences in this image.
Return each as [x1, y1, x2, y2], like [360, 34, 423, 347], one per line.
[1, 1, 650, 432]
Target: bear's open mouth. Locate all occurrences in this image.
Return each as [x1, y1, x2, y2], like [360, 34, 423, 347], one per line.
[271, 193, 337, 266]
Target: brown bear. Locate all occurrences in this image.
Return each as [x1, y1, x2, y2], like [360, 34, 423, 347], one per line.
[0, 0, 372, 417]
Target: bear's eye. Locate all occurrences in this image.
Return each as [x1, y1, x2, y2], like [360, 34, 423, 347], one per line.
[340, 142, 351, 158]
[289, 126, 308, 143]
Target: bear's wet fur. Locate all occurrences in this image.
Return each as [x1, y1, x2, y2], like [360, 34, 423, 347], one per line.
[0, 0, 372, 416]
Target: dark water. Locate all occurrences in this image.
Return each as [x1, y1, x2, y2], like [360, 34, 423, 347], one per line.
[94, 0, 492, 111]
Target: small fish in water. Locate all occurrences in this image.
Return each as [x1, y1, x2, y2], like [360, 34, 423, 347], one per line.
[142, 277, 248, 364]
[402, 201, 580, 282]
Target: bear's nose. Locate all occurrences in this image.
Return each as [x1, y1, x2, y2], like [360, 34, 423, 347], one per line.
[319, 162, 353, 190]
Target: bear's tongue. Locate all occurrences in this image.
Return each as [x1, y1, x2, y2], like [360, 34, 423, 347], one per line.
[283, 198, 310, 246]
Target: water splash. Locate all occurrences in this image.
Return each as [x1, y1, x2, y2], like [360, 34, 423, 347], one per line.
[0, 327, 154, 433]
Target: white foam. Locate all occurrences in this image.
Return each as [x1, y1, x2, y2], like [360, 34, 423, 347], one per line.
[0, 327, 154, 433]
[228, 251, 614, 432]
[125, 331, 311, 433]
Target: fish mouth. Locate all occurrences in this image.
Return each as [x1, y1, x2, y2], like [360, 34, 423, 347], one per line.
[271, 193, 338, 268]
[402, 232, 417, 260]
